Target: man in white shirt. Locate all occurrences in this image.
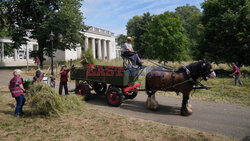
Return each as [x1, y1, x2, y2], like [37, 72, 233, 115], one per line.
[122, 37, 142, 66]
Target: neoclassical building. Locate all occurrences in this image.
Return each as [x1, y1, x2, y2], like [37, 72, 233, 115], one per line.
[0, 37, 38, 66]
[83, 27, 116, 60]
[0, 26, 117, 66]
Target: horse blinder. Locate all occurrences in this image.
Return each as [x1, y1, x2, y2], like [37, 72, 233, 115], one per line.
[201, 63, 216, 81]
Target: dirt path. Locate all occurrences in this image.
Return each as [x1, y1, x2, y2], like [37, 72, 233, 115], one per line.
[0, 70, 249, 139]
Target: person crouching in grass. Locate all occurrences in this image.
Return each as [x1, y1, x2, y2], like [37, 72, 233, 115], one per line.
[33, 70, 42, 83]
[9, 69, 26, 118]
[59, 65, 73, 95]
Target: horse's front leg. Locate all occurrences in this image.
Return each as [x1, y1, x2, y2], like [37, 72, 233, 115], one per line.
[146, 91, 158, 110]
[181, 92, 192, 116]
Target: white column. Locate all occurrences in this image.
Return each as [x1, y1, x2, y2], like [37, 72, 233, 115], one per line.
[84, 37, 88, 51]
[1, 42, 4, 62]
[91, 38, 96, 59]
[26, 44, 29, 69]
[107, 41, 110, 60]
[76, 44, 81, 59]
[97, 39, 102, 59]
[26, 44, 29, 60]
[103, 40, 107, 60]
[14, 49, 17, 61]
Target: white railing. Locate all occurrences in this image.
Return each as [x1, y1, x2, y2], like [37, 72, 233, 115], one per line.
[88, 27, 114, 36]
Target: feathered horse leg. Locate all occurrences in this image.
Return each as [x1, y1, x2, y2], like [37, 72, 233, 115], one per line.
[181, 91, 192, 116]
[146, 92, 158, 110]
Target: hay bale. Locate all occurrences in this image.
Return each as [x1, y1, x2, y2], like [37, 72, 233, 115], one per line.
[27, 82, 83, 116]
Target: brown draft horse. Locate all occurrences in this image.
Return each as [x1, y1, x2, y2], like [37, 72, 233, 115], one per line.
[145, 59, 216, 116]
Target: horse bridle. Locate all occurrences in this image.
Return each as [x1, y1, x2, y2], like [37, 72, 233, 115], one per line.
[201, 63, 214, 81]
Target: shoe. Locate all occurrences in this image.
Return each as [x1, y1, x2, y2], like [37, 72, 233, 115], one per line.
[20, 111, 24, 116]
[14, 114, 21, 118]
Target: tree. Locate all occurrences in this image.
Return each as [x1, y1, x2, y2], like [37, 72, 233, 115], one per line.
[201, 0, 250, 66]
[5, 0, 86, 67]
[0, 0, 12, 37]
[126, 12, 152, 57]
[142, 12, 189, 63]
[175, 4, 203, 59]
[116, 34, 127, 46]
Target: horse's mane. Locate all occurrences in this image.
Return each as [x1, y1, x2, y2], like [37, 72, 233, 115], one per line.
[177, 61, 203, 81]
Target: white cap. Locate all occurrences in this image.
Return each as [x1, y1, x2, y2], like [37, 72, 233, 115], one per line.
[13, 69, 22, 76]
[127, 37, 132, 40]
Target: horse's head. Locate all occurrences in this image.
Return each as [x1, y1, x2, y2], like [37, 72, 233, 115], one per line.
[200, 59, 216, 81]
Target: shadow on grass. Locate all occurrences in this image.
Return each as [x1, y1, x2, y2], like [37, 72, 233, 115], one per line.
[0, 110, 14, 116]
[0, 103, 51, 118]
[0, 109, 43, 118]
[84, 94, 180, 116]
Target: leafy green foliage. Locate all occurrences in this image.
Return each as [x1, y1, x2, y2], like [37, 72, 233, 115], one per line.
[81, 47, 95, 66]
[175, 4, 203, 59]
[3, 43, 14, 56]
[126, 12, 152, 57]
[4, 0, 86, 66]
[116, 34, 127, 46]
[0, 0, 12, 37]
[142, 12, 189, 62]
[201, 0, 250, 66]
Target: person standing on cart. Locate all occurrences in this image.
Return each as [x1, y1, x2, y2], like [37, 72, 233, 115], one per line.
[122, 37, 142, 66]
[59, 65, 73, 95]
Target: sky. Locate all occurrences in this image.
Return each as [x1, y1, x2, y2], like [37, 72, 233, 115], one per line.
[80, 0, 204, 35]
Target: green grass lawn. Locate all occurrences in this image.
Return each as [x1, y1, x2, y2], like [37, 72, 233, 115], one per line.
[192, 77, 250, 105]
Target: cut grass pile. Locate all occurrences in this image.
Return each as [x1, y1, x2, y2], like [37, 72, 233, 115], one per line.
[0, 86, 234, 140]
[26, 82, 83, 116]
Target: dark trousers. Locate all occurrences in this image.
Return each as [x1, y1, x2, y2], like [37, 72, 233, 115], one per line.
[124, 51, 142, 66]
[59, 81, 68, 95]
[15, 94, 26, 115]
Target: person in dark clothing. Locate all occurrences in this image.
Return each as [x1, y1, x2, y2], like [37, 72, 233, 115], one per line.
[33, 70, 42, 83]
[59, 65, 73, 95]
[35, 57, 40, 69]
[122, 37, 142, 66]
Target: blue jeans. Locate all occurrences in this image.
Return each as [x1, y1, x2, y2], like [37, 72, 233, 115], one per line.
[123, 51, 142, 66]
[15, 94, 26, 115]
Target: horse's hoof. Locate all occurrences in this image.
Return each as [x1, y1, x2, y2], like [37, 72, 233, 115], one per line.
[146, 98, 151, 109]
[187, 103, 192, 109]
[150, 103, 158, 111]
[181, 109, 192, 116]
[187, 107, 193, 114]
[146, 96, 158, 111]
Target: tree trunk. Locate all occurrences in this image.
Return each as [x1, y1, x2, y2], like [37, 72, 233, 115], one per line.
[38, 40, 45, 68]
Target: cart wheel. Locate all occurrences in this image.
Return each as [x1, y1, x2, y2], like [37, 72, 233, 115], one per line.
[124, 91, 138, 99]
[106, 87, 123, 107]
[76, 83, 90, 101]
[93, 82, 107, 95]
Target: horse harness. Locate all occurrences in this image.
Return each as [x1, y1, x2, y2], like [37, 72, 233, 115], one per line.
[159, 65, 208, 95]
